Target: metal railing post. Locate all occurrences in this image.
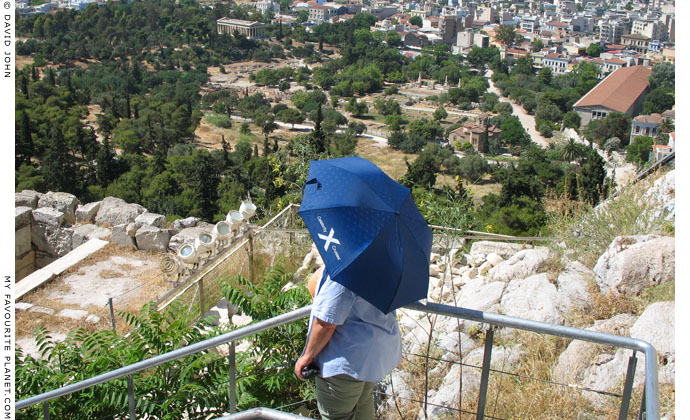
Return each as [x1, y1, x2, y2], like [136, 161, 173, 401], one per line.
[43, 401, 49, 420]
[638, 386, 647, 420]
[229, 341, 237, 413]
[476, 326, 494, 420]
[108, 297, 116, 332]
[199, 278, 205, 317]
[248, 232, 255, 283]
[618, 351, 638, 420]
[127, 375, 136, 420]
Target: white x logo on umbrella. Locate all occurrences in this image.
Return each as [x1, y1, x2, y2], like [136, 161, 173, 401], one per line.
[318, 228, 341, 252]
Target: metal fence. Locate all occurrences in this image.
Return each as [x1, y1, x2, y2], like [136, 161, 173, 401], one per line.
[15, 301, 660, 420]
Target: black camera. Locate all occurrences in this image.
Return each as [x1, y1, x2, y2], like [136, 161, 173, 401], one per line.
[300, 362, 320, 380]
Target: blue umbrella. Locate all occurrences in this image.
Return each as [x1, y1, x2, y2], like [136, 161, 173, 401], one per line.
[298, 156, 433, 314]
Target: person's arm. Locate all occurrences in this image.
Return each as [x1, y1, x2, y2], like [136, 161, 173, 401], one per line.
[294, 317, 337, 380]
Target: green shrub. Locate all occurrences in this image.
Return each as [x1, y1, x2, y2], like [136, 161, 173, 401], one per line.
[205, 113, 232, 128]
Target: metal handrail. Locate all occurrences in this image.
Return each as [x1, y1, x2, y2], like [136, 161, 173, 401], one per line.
[16, 302, 660, 419]
[15, 305, 313, 410]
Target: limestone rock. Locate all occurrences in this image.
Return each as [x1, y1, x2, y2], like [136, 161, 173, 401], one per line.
[15, 224, 32, 257]
[470, 240, 529, 259]
[15, 302, 33, 311]
[32, 208, 64, 227]
[126, 223, 141, 237]
[135, 212, 166, 228]
[31, 221, 73, 257]
[15, 206, 32, 229]
[631, 301, 674, 357]
[594, 235, 674, 296]
[552, 314, 637, 384]
[485, 252, 503, 266]
[556, 261, 592, 309]
[478, 261, 492, 276]
[94, 197, 146, 227]
[135, 225, 172, 252]
[455, 277, 505, 312]
[15, 190, 42, 209]
[423, 344, 524, 419]
[111, 224, 136, 247]
[172, 216, 201, 229]
[38, 192, 80, 224]
[499, 273, 564, 324]
[86, 315, 101, 324]
[75, 201, 101, 223]
[488, 248, 550, 283]
[640, 169, 675, 222]
[29, 306, 55, 315]
[72, 224, 112, 248]
[58, 309, 89, 320]
[429, 264, 441, 277]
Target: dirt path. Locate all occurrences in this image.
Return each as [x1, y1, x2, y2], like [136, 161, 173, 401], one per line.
[486, 70, 550, 148]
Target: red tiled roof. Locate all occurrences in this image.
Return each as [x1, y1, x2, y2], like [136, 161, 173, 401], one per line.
[633, 113, 663, 124]
[573, 66, 652, 113]
[606, 58, 626, 64]
[547, 21, 568, 27]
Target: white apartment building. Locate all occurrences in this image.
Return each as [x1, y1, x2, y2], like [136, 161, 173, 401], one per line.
[598, 19, 626, 43]
[632, 19, 663, 41]
[520, 15, 539, 32]
[542, 53, 570, 74]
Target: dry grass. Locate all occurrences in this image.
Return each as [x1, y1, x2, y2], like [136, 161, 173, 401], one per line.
[18, 244, 172, 340]
[355, 138, 415, 181]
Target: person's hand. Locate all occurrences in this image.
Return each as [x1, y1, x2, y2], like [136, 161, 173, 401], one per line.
[295, 354, 313, 380]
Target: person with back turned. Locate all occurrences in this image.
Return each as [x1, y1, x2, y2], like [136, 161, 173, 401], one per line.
[295, 266, 402, 420]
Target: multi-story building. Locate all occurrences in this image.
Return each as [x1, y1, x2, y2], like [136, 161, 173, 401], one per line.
[520, 15, 539, 33]
[573, 66, 652, 125]
[542, 53, 570, 74]
[568, 15, 594, 33]
[621, 33, 650, 54]
[256, 0, 280, 15]
[632, 19, 663, 41]
[598, 19, 626, 44]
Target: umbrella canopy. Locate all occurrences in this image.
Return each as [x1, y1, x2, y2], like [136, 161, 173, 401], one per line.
[298, 156, 432, 313]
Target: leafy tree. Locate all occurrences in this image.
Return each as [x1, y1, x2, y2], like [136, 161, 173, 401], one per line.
[496, 24, 516, 45]
[578, 147, 609, 205]
[586, 43, 602, 57]
[433, 106, 448, 121]
[511, 55, 535, 76]
[494, 102, 513, 116]
[400, 153, 439, 189]
[344, 97, 368, 117]
[499, 117, 530, 150]
[562, 111, 581, 129]
[277, 108, 304, 129]
[408, 118, 443, 141]
[530, 39, 544, 52]
[625, 135, 653, 166]
[458, 154, 489, 182]
[648, 62, 675, 90]
[537, 67, 552, 86]
[642, 86, 674, 114]
[409, 16, 423, 27]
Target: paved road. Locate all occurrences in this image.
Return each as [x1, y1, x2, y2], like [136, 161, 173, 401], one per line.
[486, 70, 550, 148]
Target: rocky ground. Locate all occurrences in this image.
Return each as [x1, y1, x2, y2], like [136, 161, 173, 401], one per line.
[381, 169, 676, 419]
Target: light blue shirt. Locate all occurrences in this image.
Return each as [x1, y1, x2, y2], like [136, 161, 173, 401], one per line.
[308, 274, 402, 383]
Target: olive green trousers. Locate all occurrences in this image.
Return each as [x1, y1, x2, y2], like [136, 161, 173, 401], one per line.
[315, 374, 375, 420]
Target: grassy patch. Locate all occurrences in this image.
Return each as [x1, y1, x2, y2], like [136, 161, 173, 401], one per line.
[204, 113, 232, 128]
